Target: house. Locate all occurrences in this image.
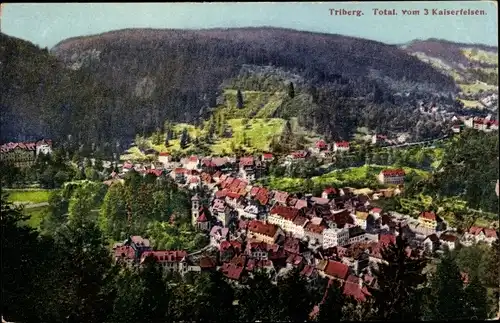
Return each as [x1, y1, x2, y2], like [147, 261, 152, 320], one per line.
[183, 155, 200, 170]
[245, 241, 274, 260]
[261, 153, 274, 162]
[140, 250, 187, 272]
[322, 187, 338, 200]
[423, 234, 440, 254]
[315, 140, 328, 151]
[439, 233, 458, 251]
[123, 235, 152, 259]
[378, 169, 406, 185]
[371, 134, 388, 145]
[0, 142, 38, 168]
[268, 205, 300, 233]
[333, 141, 350, 152]
[113, 245, 136, 266]
[158, 152, 172, 165]
[209, 226, 230, 247]
[304, 221, 327, 245]
[348, 226, 367, 245]
[247, 220, 282, 245]
[273, 190, 290, 205]
[418, 211, 437, 230]
[317, 260, 350, 282]
[462, 226, 498, 246]
[323, 226, 349, 249]
[287, 150, 309, 161]
[220, 262, 245, 282]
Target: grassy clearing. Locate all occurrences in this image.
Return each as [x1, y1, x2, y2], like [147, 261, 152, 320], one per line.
[221, 89, 286, 119]
[6, 189, 54, 203]
[462, 48, 498, 65]
[459, 82, 497, 95]
[459, 99, 483, 109]
[265, 165, 430, 192]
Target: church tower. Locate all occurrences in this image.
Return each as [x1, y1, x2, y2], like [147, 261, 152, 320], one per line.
[191, 194, 200, 226]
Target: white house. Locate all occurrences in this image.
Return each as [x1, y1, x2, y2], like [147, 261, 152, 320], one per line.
[462, 226, 498, 246]
[333, 141, 350, 152]
[439, 233, 458, 251]
[158, 152, 172, 165]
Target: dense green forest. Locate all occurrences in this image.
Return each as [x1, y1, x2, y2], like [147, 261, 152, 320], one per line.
[3, 190, 498, 322]
[416, 129, 499, 214]
[1, 28, 462, 152]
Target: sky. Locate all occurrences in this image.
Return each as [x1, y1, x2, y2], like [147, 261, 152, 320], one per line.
[0, 2, 498, 49]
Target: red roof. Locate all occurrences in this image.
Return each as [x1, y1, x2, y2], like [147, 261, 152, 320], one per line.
[189, 176, 200, 183]
[250, 186, 260, 196]
[248, 220, 279, 238]
[335, 141, 350, 148]
[323, 187, 337, 195]
[294, 199, 308, 210]
[343, 275, 370, 302]
[174, 167, 187, 174]
[226, 192, 241, 199]
[270, 205, 299, 221]
[484, 228, 498, 239]
[114, 245, 136, 260]
[381, 169, 406, 177]
[197, 212, 208, 222]
[419, 211, 436, 221]
[315, 140, 327, 148]
[371, 207, 382, 214]
[291, 151, 308, 159]
[273, 191, 289, 204]
[468, 226, 483, 235]
[239, 157, 254, 166]
[379, 234, 396, 247]
[146, 169, 163, 177]
[221, 262, 244, 280]
[159, 152, 170, 156]
[188, 155, 199, 162]
[262, 153, 273, 159]
[305, 222, 326, 235]
[141, 250, 187, 263]
[123, 162, 133, 169]
[300, 265, 316, 277]
[199, 256, 216, 269]
[323, 260, 349, 280]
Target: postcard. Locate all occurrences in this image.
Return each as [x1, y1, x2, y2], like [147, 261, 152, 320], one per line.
[1, 2, 498, 322]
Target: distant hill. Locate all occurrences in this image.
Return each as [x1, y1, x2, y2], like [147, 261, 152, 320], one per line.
[402, 38, 498, 89]
[2, 28, 461, 150]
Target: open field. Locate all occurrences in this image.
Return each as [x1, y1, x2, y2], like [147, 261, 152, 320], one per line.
[459, 99, 483, 109]
[5, 189, 55, 203]
[22, 206, 49, 229]
[459, 82, 498, 95]
[264, 165, 430, 192]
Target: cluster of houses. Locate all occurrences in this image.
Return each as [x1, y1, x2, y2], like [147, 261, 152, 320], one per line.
[451, 115, 499, 133]
[111, 154, 498, 310]
[0, 139, 53, 168]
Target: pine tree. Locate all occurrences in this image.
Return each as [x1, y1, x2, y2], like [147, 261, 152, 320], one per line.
[236, 89, 244, 109]
[422, 251, 467, 320]
[180, 128, 190, 149]
[370, 234, 428, 321]
[479, 239, 500, 288]
[288, 82, 295, 99]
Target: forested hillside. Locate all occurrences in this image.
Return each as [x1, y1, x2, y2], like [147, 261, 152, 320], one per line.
[2, 28, 460, 152]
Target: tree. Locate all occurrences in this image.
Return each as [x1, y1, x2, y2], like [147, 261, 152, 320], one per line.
[317, 280, 346, 322]
[464, 275, 489, 320]
[180, 127, 190, 149]
[236, 89, 244, 109]
[191, 271, 235, 322]
[370, 234, 427, 321]
[422, 251, 467, 320]
[237, 270, 280, 321]
[276, 268, 314, 322]
[288, 82, 295, 98]
[479, 239, 500, 288]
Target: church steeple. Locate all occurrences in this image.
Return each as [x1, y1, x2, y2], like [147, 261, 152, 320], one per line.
[191, 194, 200, 226]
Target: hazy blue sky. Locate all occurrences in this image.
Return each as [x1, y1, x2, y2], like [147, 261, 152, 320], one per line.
[1, 2, 497, 49]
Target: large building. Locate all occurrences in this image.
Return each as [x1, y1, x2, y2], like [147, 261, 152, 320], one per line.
[0, 139, 52, 168]
[378, 169, 405, 185]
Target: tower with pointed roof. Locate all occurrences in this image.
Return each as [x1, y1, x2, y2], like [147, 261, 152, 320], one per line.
[191, 194, 200, 226]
